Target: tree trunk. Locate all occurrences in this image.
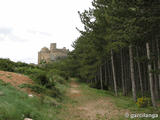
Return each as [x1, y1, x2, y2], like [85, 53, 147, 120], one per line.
[124, 50, 129, 95]
[95, 76, 97, 84]
[129, 45, 137, 102]
[143, 63, 148, 93]
[121, 49, 125, 96]
[107, 61, 111, 90]
[100, 65, 103, 90]
[91, 78, 93, 84]
[156, 39, 160, 90]
[104, 61, 108, 89]
[146, 42, 157, 108]
[136, 47, 144, 97]
[154, 63, 159, 100]
[111, 49, 118, 96]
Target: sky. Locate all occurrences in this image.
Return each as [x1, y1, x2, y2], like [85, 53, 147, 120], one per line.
[0, 0, 93, 64]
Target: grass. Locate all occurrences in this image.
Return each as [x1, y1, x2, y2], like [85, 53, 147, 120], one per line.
[0, 77, 159, 120]
[7, 75, 12, 79]
[0, 80, 68, 120]
[78, 81, 160, 120]
[55, 79, 130, 120]
[0, 73, 4, 76]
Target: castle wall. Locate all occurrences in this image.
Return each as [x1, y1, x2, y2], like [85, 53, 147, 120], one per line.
[38, 43, 69, 64]
[50, 51, 67, 60]
[50, 43, 56, 50]
[38, 52, 50, 64]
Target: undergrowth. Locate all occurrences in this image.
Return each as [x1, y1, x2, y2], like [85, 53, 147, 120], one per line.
[0, 80, 68, 120]
[79, 80, 160, 118]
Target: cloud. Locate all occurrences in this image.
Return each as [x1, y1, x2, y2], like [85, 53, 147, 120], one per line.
[0, 27, 51, 43]
[0, 27, 13, 41]
[0, 0, 93, 64]
[0, 27, 12, 35]
[0, 27, 28, 42]
[27, 30, 52, 36]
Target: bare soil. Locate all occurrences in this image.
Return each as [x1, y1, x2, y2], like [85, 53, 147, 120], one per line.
[0, 70, 33, 94]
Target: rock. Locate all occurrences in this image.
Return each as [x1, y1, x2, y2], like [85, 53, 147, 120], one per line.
[28, 94, 33, 98]
[0, 91, 4, 96]
[24, 118, 32, 120]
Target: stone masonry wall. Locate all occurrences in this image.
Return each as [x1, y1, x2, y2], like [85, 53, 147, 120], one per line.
[38, 43, 68, 64]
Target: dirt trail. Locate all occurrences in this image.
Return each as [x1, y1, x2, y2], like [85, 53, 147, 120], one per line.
[60, 80, 129, 120]
[69, 81, 81, 96]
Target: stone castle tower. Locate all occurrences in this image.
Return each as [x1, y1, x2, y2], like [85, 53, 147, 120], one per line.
[38, 43, 69, 64]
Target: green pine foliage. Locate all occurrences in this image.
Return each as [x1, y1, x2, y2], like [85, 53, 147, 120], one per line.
[64, 0, 160, 108]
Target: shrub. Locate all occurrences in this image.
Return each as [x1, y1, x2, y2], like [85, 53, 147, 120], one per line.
[136, 97, 151, 108]
[19, 84, 46, 94]
[14, 67, 28, 74]
[89, 83, 98, 88]
[89, 82, 104, 89]
[32, 70, 48, 85]
[40, 96, 60, 106]
[45, 71, 66, 89]
[0, 59, 15, 72]
[45, 87, 61, 98]
[15, 67, 49, 86]
[0, 59, 36, 73]
[51, 75, 66, 84]
[19, 84, 62, 98]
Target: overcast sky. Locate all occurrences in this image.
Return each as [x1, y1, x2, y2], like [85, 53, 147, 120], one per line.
[0, 0, 92, 64]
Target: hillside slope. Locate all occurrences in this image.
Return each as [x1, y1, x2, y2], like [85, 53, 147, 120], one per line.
[0, 70, 34, 94]
[0, 70, 33, 86]
[0, 70, 64, 120]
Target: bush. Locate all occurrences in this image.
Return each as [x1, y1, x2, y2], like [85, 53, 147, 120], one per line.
[0, 59, 15, 72]
[136, 97, 151, 108]
[89, 82, 106, 90]
[0, 59, 36, 72]
[51, 75, 66, 84]
[40, 96, 60, 106]
[14, 67, 29, 74]
[19, 84, 46, 94]
[89, 83, 98, 88]
[15, 67, 49, 86]
[32, 70, 48, 85]
[19, 83, 62, 98]
[45, 88, 61, 98]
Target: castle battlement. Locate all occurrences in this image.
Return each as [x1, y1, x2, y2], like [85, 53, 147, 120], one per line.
[38, 43, 69, 64]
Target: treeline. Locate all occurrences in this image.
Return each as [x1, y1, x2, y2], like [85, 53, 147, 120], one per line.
[66, 0, 160, 108]
[0, 58, 35, 72]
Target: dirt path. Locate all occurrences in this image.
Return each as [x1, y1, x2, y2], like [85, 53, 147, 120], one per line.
[57, 80, 129, 120]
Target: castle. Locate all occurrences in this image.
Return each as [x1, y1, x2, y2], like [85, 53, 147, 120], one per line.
[38, 43, 69, 64]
